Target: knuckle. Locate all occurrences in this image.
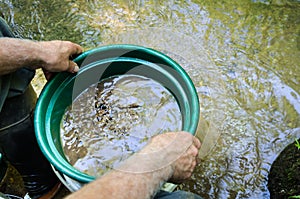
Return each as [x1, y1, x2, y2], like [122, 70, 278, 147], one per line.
[186, 172, 192, 179]
[189, 146, 199, 156]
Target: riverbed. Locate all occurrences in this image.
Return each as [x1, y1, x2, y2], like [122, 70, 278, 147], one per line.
[1, 0, 299, 198]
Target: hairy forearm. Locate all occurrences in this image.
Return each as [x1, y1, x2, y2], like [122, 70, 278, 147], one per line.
[65, 163, 172, 199]
[65, 141, 175, 199]
[0, 38, 82, 76]
[0, 38, 44, 75]
[65, 132, 199, 199]
[66, 168, 170, 199]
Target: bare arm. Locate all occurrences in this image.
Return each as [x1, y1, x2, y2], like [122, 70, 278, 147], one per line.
[0, 38, 83, 75]
[65, 132, 201, 199]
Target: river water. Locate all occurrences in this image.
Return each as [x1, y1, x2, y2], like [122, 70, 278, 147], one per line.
[1, 0, 299, 198]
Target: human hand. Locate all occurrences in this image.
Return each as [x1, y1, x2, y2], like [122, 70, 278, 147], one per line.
[146, 132, 201, 184]
[65, 132, 201, 199]
[38, 40, 83, 79]
[167, 132, 201, 183]
[118, 132, 201, 183]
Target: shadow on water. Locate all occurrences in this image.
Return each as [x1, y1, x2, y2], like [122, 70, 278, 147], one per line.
[1, 0, 300, 198]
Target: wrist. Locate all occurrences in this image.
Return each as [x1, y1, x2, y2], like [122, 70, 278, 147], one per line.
[116, 149, 174, 181]
[30, 41, 49, 70]
[16, 39, 45, 70]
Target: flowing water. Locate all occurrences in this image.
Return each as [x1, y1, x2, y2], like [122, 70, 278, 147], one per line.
[1, 0, 299, 198]
[61, 74, 182, 177]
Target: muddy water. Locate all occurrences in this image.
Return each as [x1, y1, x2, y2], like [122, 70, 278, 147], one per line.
[60, 74, 181, 177]
[1, 0, 300, 198]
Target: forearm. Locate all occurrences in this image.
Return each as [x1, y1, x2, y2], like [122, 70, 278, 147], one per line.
[0, 38, 44, 75]
[65, 163, 172, 199]
[65, 140, 174, 199]
[65, 132, 200, 199]
[0, 38, 82, 76]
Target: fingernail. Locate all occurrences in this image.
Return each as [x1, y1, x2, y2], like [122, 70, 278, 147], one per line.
[73, 64, 79, 73]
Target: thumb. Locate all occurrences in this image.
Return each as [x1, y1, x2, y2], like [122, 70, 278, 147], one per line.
[68, 60, 80, 73]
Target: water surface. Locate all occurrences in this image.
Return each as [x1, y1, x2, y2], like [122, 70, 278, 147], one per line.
[61, 74, 181, 177]
[1, 0, 299, 198]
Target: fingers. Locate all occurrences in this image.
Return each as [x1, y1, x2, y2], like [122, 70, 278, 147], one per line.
[166, 132, 201, 183]
[193, 136, 201, 149]
[188, 136, 201, 159]
[42, 68, 55, 81]
[68, 60, 80, 73]
[189, 144, 200, 157]
[38, 40, 83, 73]
[176, 131, 201, 149]
[68, 42, 83, 58]
[66, 41, 82, 73]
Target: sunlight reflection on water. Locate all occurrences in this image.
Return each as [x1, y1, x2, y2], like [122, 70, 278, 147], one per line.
[1, 0, 299, 198]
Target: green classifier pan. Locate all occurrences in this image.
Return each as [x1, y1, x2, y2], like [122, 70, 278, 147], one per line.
[34, 44, 200, 190]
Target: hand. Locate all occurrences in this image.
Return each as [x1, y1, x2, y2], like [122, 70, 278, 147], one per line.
[131, 132, 201, 183]
[38, 40, 83, 78]
[168, 132, 201, 183]
[65, 133, 201, 199]
[0, 38, 83, 76]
